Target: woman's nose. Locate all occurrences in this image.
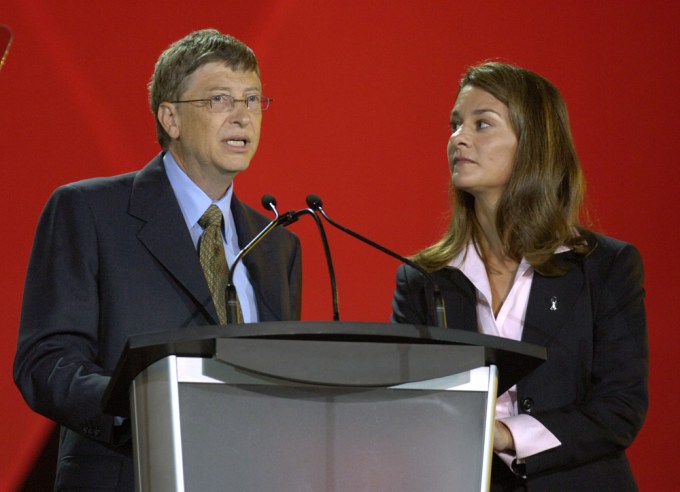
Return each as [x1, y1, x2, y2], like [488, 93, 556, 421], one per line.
[449, 126, 469, 147]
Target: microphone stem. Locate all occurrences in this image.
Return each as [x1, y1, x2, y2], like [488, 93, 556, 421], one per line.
[318, 208, 401, 264]
[317, 206, 447, 329]
[226, 211, 293, 324]
[295, 209, 339, 321]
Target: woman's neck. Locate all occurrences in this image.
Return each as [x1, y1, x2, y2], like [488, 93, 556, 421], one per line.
[475, 202, 505, 261]
[475, 203, 519, 316]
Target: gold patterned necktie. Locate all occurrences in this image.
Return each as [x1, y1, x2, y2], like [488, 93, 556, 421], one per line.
[198, 205, 235, 324]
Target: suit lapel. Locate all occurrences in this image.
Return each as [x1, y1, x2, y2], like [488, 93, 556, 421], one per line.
[522, 254, 585, 347]
[128, 154, 218, 323]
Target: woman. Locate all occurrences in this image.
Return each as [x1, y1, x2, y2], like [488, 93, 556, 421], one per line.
[391, 62, 647, 490]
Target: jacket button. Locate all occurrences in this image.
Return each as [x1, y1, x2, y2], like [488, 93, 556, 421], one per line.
[520, 397, 534, 413]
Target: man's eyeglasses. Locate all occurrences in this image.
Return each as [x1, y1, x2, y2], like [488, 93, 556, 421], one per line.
[171, 94, 272, 113]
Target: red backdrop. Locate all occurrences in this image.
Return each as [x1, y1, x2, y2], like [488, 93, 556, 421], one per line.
[1, 1, 677, 489]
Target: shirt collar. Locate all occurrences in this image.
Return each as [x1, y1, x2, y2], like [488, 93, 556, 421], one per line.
[448, 243, 533, 304]
[447, 242, 571, 302]
[163, 151, 233, 231]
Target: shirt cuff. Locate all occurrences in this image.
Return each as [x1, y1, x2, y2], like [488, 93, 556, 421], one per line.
[500, 413, 561, 460]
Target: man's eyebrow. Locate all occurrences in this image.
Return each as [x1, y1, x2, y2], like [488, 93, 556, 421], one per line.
[206, 84, 262, 92]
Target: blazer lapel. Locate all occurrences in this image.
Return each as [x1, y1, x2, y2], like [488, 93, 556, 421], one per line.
[128, 154, 218, 323]
[522, 253, 585, 347]
[435, 267, 479, 332]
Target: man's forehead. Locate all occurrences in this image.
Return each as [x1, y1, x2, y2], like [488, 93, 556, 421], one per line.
[183, 62, 261, 90]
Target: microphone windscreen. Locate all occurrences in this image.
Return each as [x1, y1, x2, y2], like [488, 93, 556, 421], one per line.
[306, 194, 323, 209]
[261, 194, 277, 211]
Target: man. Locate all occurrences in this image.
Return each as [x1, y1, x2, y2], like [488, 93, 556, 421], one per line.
[14, 29, 301, 491]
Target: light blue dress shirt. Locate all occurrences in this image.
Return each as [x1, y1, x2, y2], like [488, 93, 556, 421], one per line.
[163, 151, 258, 323]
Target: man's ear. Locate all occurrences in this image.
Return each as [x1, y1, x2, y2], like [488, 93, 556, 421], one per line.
[158, 102, 180, 140]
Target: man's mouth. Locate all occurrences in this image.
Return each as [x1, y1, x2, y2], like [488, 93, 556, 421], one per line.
[226, 139, 247, 147]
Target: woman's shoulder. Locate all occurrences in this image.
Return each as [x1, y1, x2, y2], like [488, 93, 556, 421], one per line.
[575, 228, 644, 278]
[577, 228, 640, 258]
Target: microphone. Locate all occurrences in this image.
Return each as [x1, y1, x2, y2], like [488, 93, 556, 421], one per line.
[264, 198, 339, 321]
[225, 195, 295, 324]
[261, 194, 279, 218]
[306, 194, 448, 329]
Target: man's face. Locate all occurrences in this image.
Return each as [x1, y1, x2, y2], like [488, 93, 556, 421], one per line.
[162, 61, 263, 198]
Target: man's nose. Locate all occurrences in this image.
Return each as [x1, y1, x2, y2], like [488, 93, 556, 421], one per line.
[229, 101, 251, 125]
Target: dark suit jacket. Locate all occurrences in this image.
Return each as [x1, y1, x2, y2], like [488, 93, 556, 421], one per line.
[392, 231, 647, 491]
[14, 153, 302, 491]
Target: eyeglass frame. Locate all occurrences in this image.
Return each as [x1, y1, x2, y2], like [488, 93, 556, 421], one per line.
[170, 94, 273, 113]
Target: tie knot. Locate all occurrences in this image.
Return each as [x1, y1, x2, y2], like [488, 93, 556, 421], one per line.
[199, 205, 223, 229]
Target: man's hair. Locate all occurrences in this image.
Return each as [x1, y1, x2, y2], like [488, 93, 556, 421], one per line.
[415, 62, 589, 275]
[149, 29, 259, 148]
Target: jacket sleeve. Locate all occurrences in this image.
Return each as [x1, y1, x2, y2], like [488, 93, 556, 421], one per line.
[524, 241, 648, 476]
[13, 185, 122, 445]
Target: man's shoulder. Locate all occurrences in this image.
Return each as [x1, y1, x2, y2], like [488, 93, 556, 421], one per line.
[51, 154, 163, 200]
[61, 170, 137, 193]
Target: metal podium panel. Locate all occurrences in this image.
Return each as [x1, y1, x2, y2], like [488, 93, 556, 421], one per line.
[131, 356, 497, 492]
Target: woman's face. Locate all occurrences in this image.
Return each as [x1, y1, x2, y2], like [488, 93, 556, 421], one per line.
[447, 85, 517, 207]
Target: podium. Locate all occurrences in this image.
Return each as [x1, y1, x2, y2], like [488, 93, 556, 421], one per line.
[103, 322, 546, 492]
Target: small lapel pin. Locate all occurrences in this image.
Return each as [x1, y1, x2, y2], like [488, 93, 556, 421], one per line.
[549, 296, 558, 311]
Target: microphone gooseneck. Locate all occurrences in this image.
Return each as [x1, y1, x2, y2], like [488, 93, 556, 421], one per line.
[254, 198, 340, 321]
[286, 208, 340, 321]
[225, 195, 294, 324]
[306, 194, 448, 330]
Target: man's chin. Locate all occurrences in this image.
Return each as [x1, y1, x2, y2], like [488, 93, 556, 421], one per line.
[221, 159, 251, 175]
